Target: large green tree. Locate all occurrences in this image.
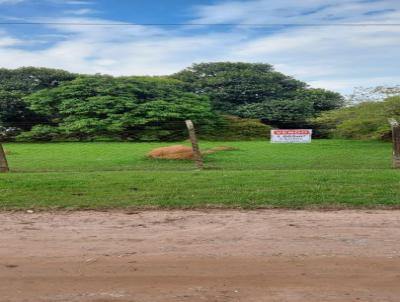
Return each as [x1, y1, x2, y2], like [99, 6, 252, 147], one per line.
[173, 62, 344, 128]
[173, 62, 307, 112]
[0, 67, 77, 95]
[22, 76, 217, 141]
[236, 88, 344, 128]
[235, 99, 315, 128]
[0, 67, 76, 134]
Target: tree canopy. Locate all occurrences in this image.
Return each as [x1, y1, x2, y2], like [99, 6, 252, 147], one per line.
[0, 63, 347, 141]
[173, 62, 307, 112]
[236, 88, 344, 128]
[0, 67, 77, 95]
[20, 76, 217, 141]
[0, 90, 40, 130]
[174, 62, 344, 127]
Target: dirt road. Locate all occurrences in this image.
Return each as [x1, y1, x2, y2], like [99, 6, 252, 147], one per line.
[1, 210, 400, 302]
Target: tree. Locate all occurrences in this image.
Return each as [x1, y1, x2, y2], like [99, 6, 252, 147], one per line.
[235, 99, 316, 128]
[293, 88, 344, 112]
[0, 67, 77, 95]
[0, 90, 38, 130]
[23, 76, 217, 141]
[235, 89, 344, 128]
[173, 62, 344, 128]
[173, 62, 307, 112]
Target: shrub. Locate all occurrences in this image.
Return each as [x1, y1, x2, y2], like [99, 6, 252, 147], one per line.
[312, 96, 400, 140]
[16, 125, 61, 142]
[202, 115, 272, 140]
[0, 126, 21, 141]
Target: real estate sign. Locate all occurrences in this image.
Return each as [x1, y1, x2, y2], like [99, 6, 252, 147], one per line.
[271, 129, 312, 143]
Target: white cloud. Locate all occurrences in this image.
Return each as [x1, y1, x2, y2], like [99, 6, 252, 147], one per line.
[0, 0, 94, 5]
[0, 0, 25, 4]
[0, 36, 21, 46]
[309, 76, 400, 93]
[64, 8, 96, 15]
[192, 0, 400, 92]
[63, 0, 94, 5]
[192, 0, 400, 24]
[0, 1, 399, 94]
[0, 17, 242, 75]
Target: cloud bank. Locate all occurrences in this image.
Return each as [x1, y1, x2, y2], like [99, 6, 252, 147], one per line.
[0, 0, 399, 94]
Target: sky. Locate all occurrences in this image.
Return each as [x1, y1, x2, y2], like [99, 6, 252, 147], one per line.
[0, 0, 399, 95]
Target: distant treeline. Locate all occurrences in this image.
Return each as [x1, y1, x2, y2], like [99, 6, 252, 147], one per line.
[0, 62, 395, 142]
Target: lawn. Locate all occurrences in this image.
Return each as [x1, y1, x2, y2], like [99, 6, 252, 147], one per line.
[1, 140, 399, 209]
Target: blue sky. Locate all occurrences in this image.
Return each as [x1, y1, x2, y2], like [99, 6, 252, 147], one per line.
[0, 0, 399, 94]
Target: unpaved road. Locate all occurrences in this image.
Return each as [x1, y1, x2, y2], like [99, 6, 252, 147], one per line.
[1, 210, 400, 302]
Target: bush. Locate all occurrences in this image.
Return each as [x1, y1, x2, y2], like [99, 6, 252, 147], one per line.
[0, 126, 21, 141]
[201, 115, 272, 140]
[16, 125, 61, 142]
[312, 96, 400, 140]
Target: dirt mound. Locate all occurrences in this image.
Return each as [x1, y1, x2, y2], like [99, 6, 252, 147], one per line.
[148, 145, 194, 160]
[148, 145, 238, 160]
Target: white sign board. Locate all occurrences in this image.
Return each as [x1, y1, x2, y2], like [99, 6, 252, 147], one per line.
[271, 129, 312, 143]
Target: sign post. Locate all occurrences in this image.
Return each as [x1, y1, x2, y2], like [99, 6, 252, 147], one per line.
[271, 129, 312, 144]
[0, 144, 9, 173]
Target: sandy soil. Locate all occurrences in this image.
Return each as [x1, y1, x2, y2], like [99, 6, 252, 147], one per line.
[1, 210, 400, 302]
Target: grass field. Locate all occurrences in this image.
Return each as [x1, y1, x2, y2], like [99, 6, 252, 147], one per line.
[1, 140, 399, 209]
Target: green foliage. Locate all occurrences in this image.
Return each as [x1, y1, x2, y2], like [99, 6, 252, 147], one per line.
[0, 67, 76, 134]
[16, 125, 61, 142]
[0, 67, 76, 95]
[203, 115, 272, 140]
[0, 90, 32, 129]
[22, 75, 217, 141]
[173, 62, 307, 112]
[293, 88, 345, 112]
[312, 96, 400, 140]
[236, 98, 315, 128]
[235, 88, 344, 128]
[0, 64, 345, 141]
[174, 63, 344, 127]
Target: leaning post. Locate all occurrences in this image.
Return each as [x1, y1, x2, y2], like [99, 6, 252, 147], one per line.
[185, 120, 204, 170]
[0, 143, 9, 173]
[389, 118, 400, 169]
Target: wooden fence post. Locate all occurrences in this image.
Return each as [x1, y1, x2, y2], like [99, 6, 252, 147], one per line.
[389, 119, 400, 169]
[185, 120, 203, 170]
[0, 143, 9, 173]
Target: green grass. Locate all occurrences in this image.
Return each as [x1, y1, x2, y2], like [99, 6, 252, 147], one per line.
[1, 140, 399, 210]
[4, 140, 393, 172]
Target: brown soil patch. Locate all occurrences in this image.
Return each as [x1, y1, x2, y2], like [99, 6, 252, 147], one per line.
[1, 210, 400, 302]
